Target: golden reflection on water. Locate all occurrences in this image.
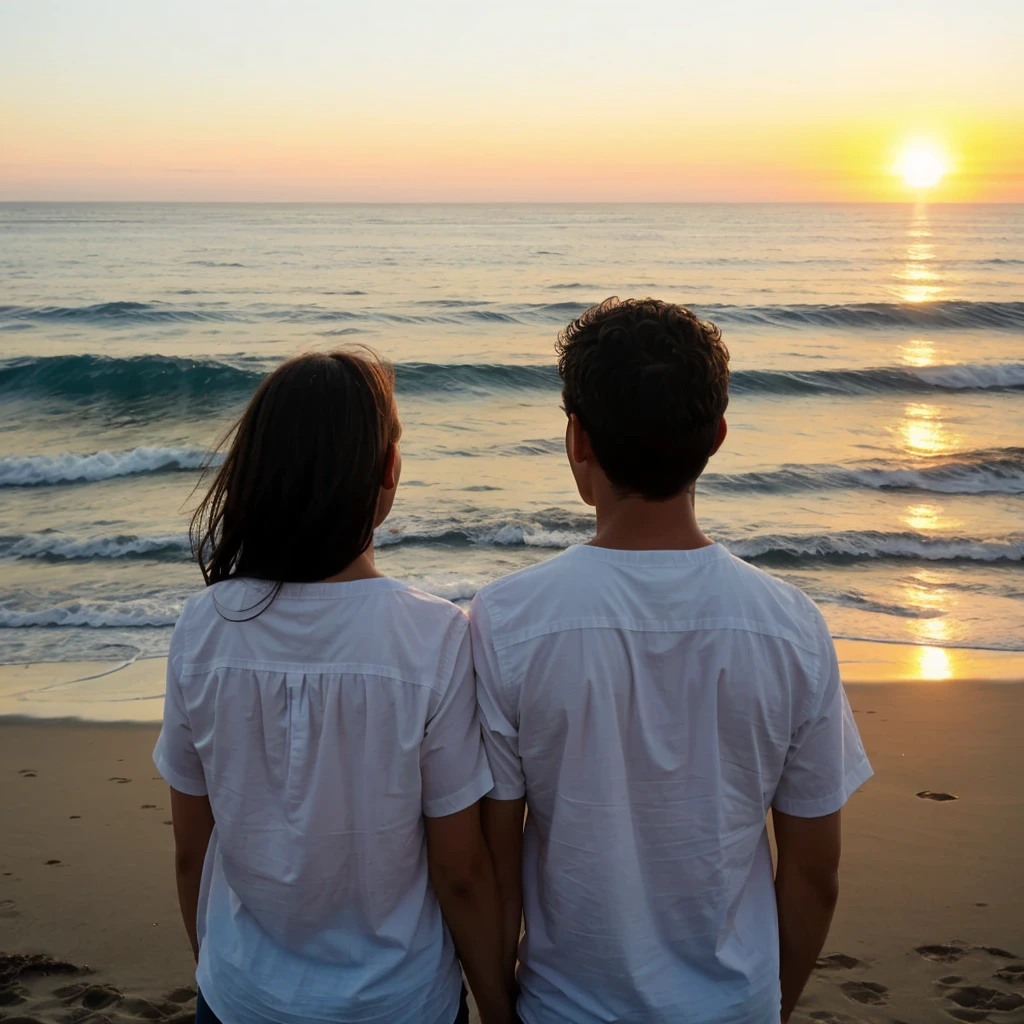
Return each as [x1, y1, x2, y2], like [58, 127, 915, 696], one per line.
[895, 206, 942, 303]
[900, 402, 958, 456]
[903, 572, 956, 680]
[900, 337, 935, 367]
[902, 503, 939, 531]
[901, 501, 961, 533]
[890, 275, 962, 681]
[918, 645, 953, 680]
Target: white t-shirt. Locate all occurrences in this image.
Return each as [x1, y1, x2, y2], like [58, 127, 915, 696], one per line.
[471, 543, 872, 1024]
[154, 578, 493, 1024]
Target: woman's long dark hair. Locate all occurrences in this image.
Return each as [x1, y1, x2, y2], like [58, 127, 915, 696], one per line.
[191, 350, 400, 587]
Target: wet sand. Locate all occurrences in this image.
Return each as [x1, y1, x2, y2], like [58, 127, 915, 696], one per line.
[1, 673, 1022, 1022]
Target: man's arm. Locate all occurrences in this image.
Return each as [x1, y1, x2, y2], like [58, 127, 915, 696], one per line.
[772, 808, 842, 1022]
[481, 795, 525, 987]
[169, 787, 215, 961]
[426, 802, 513, 1024]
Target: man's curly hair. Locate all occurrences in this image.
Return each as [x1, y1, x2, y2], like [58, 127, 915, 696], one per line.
[556, 297, 729, 500]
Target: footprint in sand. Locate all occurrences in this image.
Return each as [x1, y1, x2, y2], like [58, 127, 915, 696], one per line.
[0, 985, 31, 1009]
[995, 965, 1024, 983]
[816, 953, 865, 970]
[946, 1010, 990, 1023]
[16, 769, 36, 778]
[809, 1012, 862, 1024]
[53, 982, 89, 1000]
[165, 986, 198, 1004]
[140, 804, 157, 809]
[0, 899, 17, 918]
[108, 776, 131, 784]
[122, 995, 171, 1017]
[917, 943, 969, 964]
[44, 859, 61, 866]
[79, 983, 124, 1010]
[979, 946, 1020, 959]
[69, 815, 80, 820]
[840, 981, 889, 1006]
[946, 986, 1024, 1013]
[917, 791, 958, 801]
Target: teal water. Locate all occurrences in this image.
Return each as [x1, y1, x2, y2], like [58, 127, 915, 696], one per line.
[1, 202, 1022, 674]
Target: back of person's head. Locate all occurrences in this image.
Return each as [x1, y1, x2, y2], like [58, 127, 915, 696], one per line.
[191, 349, 401, 585]
[557, 297, 730, 500]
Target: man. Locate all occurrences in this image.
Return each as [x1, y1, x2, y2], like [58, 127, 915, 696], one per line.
[471, 298, 872, 1024]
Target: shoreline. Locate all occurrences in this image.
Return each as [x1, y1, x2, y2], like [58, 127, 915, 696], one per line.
[2, 681, 1022, 1022]
[1, 638, 1023, 723]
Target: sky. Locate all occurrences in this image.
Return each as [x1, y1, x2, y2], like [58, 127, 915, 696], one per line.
[1, 0, 1022, 202]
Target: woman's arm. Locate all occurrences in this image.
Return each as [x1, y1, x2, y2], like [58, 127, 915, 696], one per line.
[426, 801, 513, 1024]
[169, 787, 215, 961]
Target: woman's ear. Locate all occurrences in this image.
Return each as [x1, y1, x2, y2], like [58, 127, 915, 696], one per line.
[381, 443, 401, 492]
[374, 443, 402, 530]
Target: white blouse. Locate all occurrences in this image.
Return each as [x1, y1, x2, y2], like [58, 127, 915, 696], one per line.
[155, 577, 492, 1024]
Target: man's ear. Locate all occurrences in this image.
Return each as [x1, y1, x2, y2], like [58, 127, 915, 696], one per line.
[567, 414, 594, 464]
[708, 417, 728, 458]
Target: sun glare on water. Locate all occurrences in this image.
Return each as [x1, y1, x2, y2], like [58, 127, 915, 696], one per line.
[896, 141, 948, 189]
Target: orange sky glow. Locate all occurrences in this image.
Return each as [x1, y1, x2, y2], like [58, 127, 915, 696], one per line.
[2, 1, 1022, 202]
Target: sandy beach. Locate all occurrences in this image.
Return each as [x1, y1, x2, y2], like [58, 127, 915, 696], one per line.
[2, 659, 1023, 1023]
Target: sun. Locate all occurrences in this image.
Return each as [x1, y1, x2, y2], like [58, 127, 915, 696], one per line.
[896, 141, 948, 189]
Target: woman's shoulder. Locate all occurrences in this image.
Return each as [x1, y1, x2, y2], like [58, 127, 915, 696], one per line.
[384, 579, 470, 629]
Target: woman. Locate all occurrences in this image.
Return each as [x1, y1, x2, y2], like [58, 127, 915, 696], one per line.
[153, 351, 510, 1024]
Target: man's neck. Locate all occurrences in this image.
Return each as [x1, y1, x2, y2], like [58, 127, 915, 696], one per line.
[590, 489, 713, 552]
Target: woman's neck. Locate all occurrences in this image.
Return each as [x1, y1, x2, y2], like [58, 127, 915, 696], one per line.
[323, 545, 384, 583]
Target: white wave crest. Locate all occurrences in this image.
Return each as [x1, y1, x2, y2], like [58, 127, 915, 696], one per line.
[2, 532, 188, 561]
[0, 446, 217, 487]
[0, 598, 183, 629]
[850, 465, 1024, 495]
[375, 522, 592, 549]
[730, 532, 1023, 563]
[487, 525, 590, 548]
[913, 362, 1024, 390]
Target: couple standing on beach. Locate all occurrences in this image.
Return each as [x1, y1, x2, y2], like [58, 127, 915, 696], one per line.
[154, 298, 872, 1024]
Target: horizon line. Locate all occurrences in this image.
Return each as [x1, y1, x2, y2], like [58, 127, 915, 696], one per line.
[1, 199, 1021, 206]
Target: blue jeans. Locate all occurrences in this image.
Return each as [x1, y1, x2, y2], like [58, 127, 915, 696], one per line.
[196, 986, 471, 1024]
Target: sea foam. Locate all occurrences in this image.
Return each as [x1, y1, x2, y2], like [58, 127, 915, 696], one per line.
[0, 447, 217, 487]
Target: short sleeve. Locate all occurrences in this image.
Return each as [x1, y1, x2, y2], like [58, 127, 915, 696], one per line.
[153, 614, 207, 797]
[420, 619, 494, 818]
[470, 593, 526, 801]
[772, 620, 873, 818]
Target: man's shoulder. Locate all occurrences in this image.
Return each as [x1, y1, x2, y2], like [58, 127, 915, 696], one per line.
[714, 548, 831, 648]
[475, 548, 585, 612]
[719, 548, 824, 615]
[473, 542, 831, 659]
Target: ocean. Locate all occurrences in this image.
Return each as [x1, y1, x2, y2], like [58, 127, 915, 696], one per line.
[1, 202, 1022, 682]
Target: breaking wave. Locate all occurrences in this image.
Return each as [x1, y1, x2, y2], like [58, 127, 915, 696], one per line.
[4, 354, 1023, 408]
[0, 446, 216, 487]
[3, 298, 1024, 330]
